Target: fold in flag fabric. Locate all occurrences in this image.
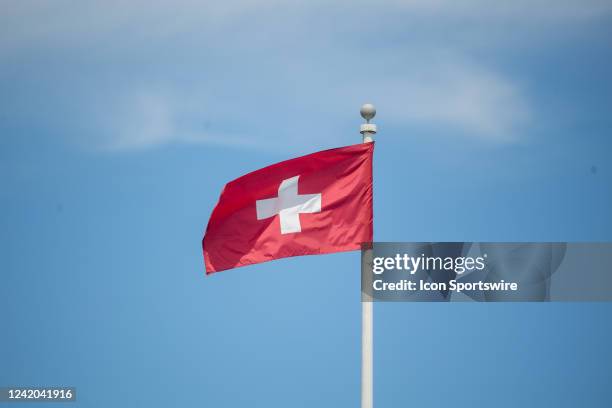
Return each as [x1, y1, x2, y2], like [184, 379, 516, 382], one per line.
[203, 142, 374, 274]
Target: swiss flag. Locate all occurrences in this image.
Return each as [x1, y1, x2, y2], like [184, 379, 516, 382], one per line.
[203, 142, 374, 273]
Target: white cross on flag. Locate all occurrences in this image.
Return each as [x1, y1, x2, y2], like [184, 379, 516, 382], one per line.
[202, 143, 374, 273]
[255, 175, 322, 234]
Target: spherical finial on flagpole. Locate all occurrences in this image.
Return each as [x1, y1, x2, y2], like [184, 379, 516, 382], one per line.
[360, 103, 376, 123]
[360, 103, 377, 143]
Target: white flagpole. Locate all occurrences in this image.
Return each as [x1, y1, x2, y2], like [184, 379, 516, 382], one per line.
[360, 104, 376, 408]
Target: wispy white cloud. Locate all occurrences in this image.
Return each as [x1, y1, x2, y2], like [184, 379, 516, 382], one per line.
[1, 0, 609, 151]
[334, 52, 530, 141]
[383, 0, 612, 19]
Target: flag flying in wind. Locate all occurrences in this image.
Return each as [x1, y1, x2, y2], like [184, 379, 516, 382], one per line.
[203, 142, 374, 273]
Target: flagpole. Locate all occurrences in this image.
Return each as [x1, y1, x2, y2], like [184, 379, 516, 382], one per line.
[360, 104, 376, 408]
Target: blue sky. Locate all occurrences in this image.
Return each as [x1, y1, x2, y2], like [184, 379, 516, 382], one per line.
[2, 1, 612, 407]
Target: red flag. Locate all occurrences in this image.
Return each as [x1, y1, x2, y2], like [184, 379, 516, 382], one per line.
[203, 142, 374, 273]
